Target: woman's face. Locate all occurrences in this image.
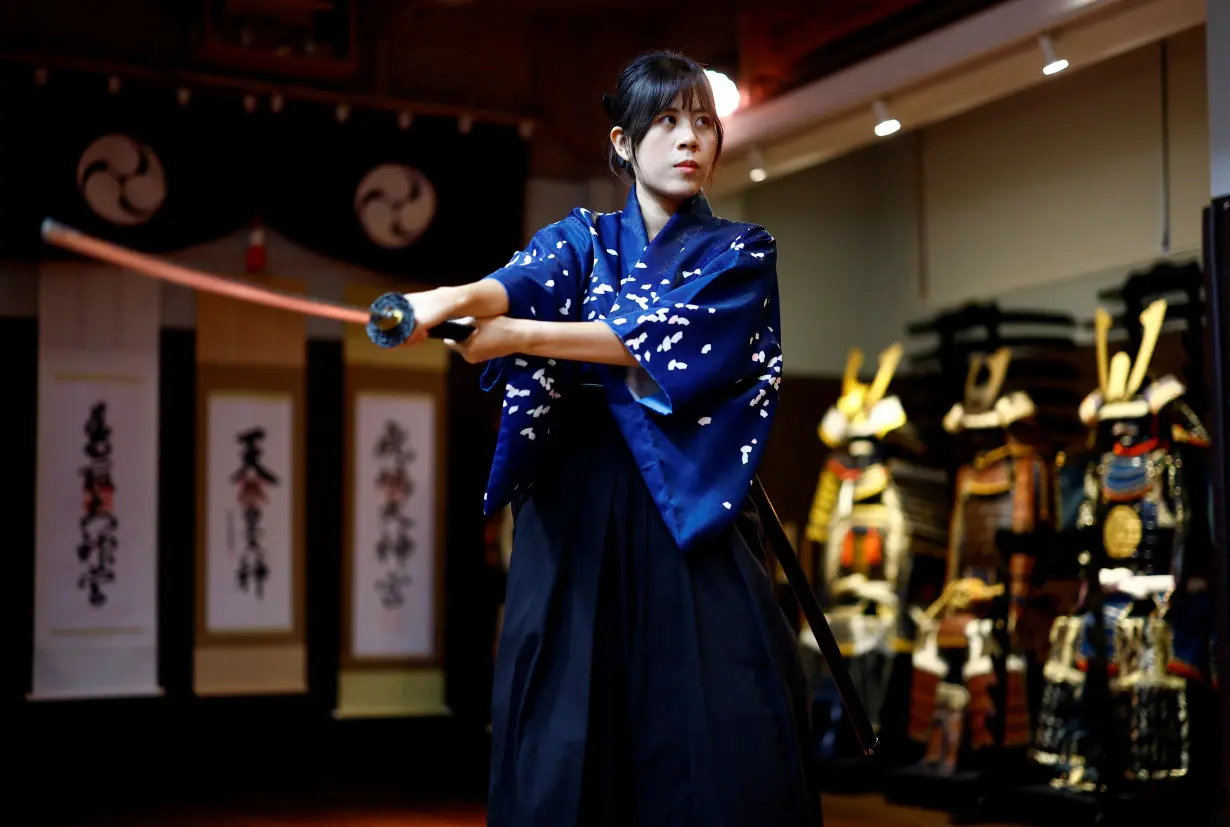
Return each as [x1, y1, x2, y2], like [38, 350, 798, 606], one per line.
[618, 92, 719, 204]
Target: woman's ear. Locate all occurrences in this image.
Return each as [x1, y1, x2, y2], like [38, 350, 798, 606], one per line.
[610, 126, 630, 164]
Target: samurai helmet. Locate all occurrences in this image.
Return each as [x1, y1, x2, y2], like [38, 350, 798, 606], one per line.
[1081, 298, 1183, 424]
[942, 346, 1036, 433]
[819, 343, 907, 448]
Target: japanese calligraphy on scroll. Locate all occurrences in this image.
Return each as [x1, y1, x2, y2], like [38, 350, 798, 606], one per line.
[33, 264, 161, 700]
[204, 393, 295, 633]
[349, 392, 437, 659]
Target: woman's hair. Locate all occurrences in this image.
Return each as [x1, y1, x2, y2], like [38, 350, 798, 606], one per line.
[603, 50, 725, 180]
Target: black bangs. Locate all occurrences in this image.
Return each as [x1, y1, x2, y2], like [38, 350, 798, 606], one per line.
[605, 50, 725, 179]
[633, 65, 717, 121]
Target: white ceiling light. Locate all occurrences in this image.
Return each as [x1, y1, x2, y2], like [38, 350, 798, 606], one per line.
[706, 69, 741, 118]
[873, 100, 900, 137]
[1039, 34, 1069, 75]
[748, 147, 767, 182]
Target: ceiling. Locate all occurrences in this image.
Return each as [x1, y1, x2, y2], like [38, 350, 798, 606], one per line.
[711, 0, 1208, 197]
[0, 0, 1025, 178]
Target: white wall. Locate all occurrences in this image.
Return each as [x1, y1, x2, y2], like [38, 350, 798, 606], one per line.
[522, 175, 627, 241]
[726, 27, 1210, 376]
[722, 136, 925, 376]
[1208, 0, 1230, 198]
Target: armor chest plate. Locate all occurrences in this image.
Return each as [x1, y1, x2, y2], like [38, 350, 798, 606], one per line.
[955, 459, 1017, 579]
[829, 460, 889, 507]
[832, 467, 894, 581]
[1095, 451, 1174, 572]
[823, 461, 907, 603]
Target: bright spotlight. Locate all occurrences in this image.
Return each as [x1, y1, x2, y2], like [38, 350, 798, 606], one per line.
[705, 69, 741, 117]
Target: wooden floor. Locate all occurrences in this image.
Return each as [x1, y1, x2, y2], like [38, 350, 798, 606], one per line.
[32, 793, 1008, 827]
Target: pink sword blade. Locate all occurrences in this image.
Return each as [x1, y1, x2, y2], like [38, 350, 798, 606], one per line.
[40, 218, 372, 326]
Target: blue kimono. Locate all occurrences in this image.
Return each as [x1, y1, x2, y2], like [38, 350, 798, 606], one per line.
[481, 188, 821, 826]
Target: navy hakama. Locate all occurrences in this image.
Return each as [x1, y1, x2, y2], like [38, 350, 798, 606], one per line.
[488, 388, 822, 827]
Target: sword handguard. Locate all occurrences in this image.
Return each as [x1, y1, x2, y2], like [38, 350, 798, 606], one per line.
[367, 291, 476, 349]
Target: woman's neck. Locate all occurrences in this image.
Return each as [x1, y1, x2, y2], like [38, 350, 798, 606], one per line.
[635, 179, 683, 242]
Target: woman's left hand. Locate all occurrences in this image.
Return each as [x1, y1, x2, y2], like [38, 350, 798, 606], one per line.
[443, 316, 531, 364]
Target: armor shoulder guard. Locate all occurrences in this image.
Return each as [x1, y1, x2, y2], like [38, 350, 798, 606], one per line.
[806, 464, 841, 543]
[1168, 400, 1212, 448]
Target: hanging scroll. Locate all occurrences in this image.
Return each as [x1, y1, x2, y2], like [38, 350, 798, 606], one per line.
[336, 283, 449, 718]
[32, 263, 162, 700]
[194, 275, 307, 696]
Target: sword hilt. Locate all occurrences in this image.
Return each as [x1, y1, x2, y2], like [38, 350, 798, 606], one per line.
[367, 292, 476, 349]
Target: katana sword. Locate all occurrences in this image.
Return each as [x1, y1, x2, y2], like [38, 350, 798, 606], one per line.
[749, 477, 879, 756]
[39, 219, 475, 346]
[41, 218, 879, 755]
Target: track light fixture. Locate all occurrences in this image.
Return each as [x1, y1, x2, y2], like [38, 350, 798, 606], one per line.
[873, 100, 900, 137]
[748, 147, 767, 182]
[1039, 34, 1069, 75]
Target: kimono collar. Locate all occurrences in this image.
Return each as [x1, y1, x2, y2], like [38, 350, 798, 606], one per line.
[619, 186, 715, 261]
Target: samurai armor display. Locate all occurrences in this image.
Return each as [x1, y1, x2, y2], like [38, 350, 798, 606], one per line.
[799, 344, 916, 759]
[1029, 298, 1218, 795]
[907, 347, 1054, 774]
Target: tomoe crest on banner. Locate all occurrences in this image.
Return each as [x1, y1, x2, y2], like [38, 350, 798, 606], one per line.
[353, 163, 437, 250]
[76, 134, 167, 226]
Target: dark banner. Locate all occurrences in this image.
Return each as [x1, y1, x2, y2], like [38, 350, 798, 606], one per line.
[0, 70, 529, 285]
[261, 106, 529, 286]
[0, 66, 64, 260]
[32, 74, 258, 257]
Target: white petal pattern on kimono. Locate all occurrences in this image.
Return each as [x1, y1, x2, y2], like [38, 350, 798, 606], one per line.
[479, 198, 784, 554]
[600, 224, 780, 415]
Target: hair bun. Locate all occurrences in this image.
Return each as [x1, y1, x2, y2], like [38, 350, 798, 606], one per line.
[601, 92, 617, 120]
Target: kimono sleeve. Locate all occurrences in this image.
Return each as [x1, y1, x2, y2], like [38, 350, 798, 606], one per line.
[482, 211, 590, 322]
[602, 225, 781, 415]
[480, 210, 591, 393]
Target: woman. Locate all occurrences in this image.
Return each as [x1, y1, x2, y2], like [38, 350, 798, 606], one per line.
[402, 51, 821, 827]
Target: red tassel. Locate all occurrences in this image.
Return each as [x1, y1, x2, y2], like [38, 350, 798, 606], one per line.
[245, 224, 267, 274]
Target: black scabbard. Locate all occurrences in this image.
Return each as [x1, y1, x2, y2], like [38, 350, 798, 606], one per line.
[749, 476, 880, 757]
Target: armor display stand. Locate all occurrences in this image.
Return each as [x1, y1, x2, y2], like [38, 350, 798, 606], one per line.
[1204, 2, 1230, 812]
[884, 303, 1083, 818]
[1201, 196, 1229, 824]
[905, 303, 1088, 457]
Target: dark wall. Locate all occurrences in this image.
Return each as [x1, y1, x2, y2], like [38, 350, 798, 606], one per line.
[760, 374, 842, 531]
